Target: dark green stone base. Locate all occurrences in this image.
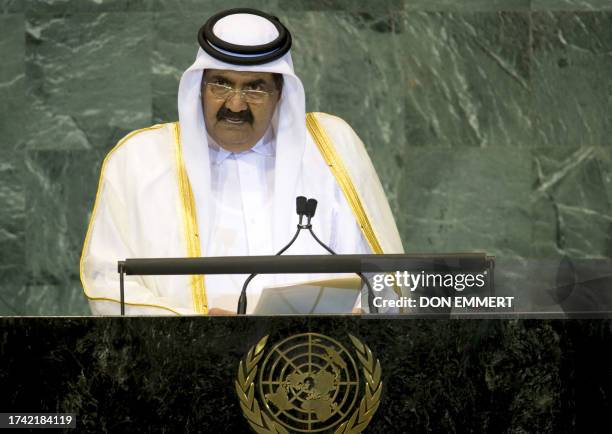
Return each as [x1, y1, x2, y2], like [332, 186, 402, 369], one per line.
[1, 317, 611, 433]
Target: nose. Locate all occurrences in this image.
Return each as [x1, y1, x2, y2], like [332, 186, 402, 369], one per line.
[225, 91, 248, 112]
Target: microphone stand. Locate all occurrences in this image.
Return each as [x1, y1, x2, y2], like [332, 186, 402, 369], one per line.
[237, 197, 308, 314]
[237, 197, 378, 315]
[236, 225, 301, 314]
[304, 212, 378, 315]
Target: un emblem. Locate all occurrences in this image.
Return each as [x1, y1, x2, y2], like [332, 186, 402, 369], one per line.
[235, 333, 382, 433]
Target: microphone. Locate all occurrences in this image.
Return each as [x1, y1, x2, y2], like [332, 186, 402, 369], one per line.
[296, 196, 307, 225]
[237, 196, 378, 314]
[305, 198, 317, 224]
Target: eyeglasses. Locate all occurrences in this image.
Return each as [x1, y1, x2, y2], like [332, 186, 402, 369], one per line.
[204, 82, 276, 104]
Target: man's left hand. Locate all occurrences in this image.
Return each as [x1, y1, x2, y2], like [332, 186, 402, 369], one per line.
[208, 308, 237, 315]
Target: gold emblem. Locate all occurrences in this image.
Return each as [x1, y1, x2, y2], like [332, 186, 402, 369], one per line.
[235, 333, 382, 433]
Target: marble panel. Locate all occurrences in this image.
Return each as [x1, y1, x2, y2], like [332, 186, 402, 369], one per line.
[25, 11, 153, 150]
[152, 11, 203, 123]
[0, 0, 23, 13]
[397, 147, 532, 258]
[278, 0, 400, 12]
[531, 11, 612, 146]
[26, 0, 151, 13]
[533, 0, 612, 10]
[0, 14, 25, 161]
[532, 146, 612, 258]
[0, 286, 24, 315]
[29, 284, 90, 315]
[0, 283, 89, 315]
[150, 0, 279, 13]
[0, 14, 26, 295]
[399, 11, 533, 147]
[278, 0, 530, 12]
[23, 149, 101, 315]
[403, 0, 531, 11]
[0, 165, 25, 291]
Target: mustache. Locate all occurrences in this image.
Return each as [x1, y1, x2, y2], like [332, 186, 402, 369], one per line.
[216, 106, 254, 124]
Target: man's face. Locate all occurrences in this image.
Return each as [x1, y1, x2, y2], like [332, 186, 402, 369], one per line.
[202, 69, 281, 152]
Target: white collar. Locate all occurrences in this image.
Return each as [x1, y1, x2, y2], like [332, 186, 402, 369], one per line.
[208, 126, 275, 165]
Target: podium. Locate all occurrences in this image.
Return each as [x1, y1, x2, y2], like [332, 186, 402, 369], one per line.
[3, 254, 611, 431]
[118, 253, 496, 315]
[0, 316, 610, 432]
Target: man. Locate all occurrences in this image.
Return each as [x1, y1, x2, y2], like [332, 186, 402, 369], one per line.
[80, 9, 403, 315]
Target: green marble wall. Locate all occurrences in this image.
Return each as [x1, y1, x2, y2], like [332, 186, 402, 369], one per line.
[0, 0, 611, 315]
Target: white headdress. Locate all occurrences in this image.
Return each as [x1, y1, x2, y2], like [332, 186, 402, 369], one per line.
[177, 9, 307, 253]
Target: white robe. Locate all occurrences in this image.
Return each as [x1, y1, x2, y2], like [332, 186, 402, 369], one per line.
[80, 112, 403, 315]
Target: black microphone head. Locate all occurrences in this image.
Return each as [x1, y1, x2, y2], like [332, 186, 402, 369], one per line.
[296, 196, 307, 215]
[306, 198, 318, 218]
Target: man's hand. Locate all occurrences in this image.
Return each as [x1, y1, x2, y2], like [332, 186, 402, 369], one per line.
[351, 308, 365, 314]
[208, 308, 237, 316]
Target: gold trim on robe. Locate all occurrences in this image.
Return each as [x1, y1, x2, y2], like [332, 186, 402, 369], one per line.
[306, 113, 404, 300]
[173, 122, 208, 314]
[305, 112, 384, 254]
[80, 124, 184, 315]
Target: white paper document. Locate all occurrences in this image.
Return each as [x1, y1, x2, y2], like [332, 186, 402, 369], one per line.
[253, 276, 362, 314]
